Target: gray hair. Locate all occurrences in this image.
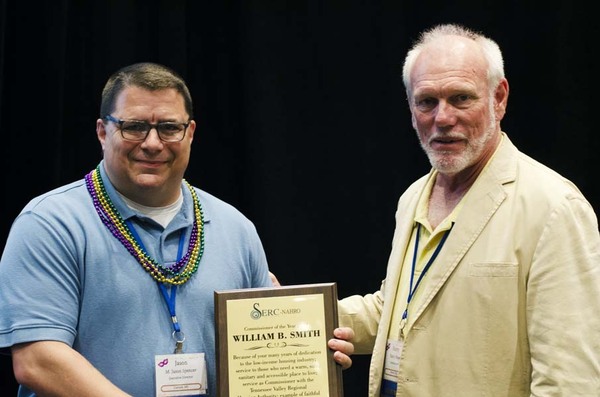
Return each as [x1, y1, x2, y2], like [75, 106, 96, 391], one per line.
[402, 24, 505, 96]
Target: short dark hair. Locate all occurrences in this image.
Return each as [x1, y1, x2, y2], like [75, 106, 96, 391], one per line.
[100, 62, 193, 119]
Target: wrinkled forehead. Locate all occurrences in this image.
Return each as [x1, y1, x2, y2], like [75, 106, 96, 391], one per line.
[112, 86, 189, 120]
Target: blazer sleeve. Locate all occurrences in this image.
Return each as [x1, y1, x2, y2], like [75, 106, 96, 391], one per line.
[528, 193, 600, 394]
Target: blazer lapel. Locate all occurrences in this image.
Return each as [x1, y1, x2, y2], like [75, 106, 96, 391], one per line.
[405, 134, 517, 329]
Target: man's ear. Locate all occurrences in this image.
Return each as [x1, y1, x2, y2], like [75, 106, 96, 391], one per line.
[494, 79, 509, 121]
[96, 118, 107, 151]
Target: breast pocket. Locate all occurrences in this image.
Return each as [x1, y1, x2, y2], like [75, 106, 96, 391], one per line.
[469, 262, 519, 277]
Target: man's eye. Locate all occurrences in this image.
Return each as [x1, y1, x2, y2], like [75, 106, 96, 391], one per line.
[122, 122, 148, 132]
[160, 123, 183, 133]
[415, 98, 436, 110]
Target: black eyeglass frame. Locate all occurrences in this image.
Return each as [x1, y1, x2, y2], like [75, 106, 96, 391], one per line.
[103, 114, 191, 142]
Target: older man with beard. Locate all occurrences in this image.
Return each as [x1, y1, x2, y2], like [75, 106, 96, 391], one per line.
[338, 23, 600, 397]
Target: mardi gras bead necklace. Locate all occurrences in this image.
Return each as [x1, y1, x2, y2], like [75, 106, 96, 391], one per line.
[85, 166, 205, 285]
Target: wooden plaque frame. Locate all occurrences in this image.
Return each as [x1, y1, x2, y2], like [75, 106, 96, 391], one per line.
[214, 282, 343, 397]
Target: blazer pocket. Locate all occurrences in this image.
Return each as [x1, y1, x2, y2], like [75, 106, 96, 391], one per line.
[469, 262, 518, 277]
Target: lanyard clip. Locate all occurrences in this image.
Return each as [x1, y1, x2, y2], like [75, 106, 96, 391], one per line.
[172, 330, 185, 354]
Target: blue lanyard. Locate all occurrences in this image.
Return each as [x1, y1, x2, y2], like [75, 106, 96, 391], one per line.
[125, 220, 186, 341]
[402, 222, 454, 320]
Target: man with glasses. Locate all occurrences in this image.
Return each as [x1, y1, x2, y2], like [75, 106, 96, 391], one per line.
[0, 62, 354, 396]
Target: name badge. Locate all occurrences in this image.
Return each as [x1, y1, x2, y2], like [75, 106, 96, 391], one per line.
[155, 352, 207, 396]
[381, 339, 403, 396]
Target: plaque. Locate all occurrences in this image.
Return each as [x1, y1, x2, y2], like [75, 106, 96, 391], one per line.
[214, 282, 343, 397]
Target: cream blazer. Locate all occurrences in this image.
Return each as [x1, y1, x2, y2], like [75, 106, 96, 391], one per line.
[339, 133, 600, 396]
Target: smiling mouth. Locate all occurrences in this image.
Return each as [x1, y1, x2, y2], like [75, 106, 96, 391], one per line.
[428, 137, 465, 153]
[135, 160, 167, 170]
[136, 158, 166, 164]
[432, 138, 459, 145]
[430, 132, 465, 143]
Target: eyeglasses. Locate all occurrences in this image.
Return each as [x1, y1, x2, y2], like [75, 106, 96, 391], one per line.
[104, 114, 190, 142]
